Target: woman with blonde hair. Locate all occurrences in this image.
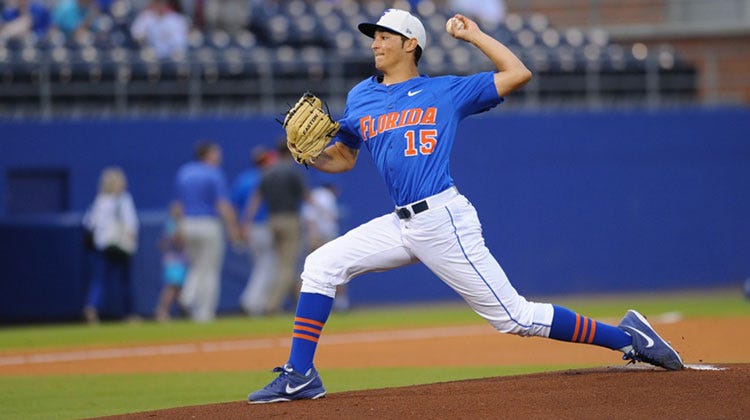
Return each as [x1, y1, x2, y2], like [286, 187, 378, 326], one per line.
[82, 166, 139, 323]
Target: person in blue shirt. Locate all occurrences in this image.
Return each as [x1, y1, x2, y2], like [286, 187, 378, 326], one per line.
[230, 145, 279, 316]
[154, 201, 189, 322]
[50, 0, 109, 38]
[1, 0, 51, 40]
[175, 141, 243, 323]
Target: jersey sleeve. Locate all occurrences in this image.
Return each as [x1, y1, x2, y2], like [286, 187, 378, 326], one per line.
[449, 72, 504, 119]
[334, 102, 363, 150]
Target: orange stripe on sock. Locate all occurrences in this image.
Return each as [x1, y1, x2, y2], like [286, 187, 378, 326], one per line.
[295, 317, 325, 328]
[571, 314, 581, 342]
[587, 320, 597, 344]
[294, 325, 322, 335]
[293, 332, 319, 343]
[579, 317, 590, 343]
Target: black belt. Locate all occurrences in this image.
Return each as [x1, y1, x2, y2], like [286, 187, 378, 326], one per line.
[395, 199, 429, 220]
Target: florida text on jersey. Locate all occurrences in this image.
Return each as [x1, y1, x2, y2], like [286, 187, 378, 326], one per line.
[335, 72, 504, 206]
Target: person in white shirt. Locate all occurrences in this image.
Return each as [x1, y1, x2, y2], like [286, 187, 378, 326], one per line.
[448, 0, 506, 27]
[82, 166, 139, 324]
[130, 0, 188, 59]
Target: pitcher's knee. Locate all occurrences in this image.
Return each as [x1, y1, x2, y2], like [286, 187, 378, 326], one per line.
[496, 322, 542, 337]
[487, 301, 553, 338]
[299, 252, 341, 298]
[299, 275, 336, 298]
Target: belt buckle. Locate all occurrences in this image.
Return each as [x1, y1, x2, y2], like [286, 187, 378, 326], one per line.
[396, 207, 411, 219]
[411, 200, 428, 215]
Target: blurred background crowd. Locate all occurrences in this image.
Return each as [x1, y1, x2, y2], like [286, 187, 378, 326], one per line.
[1, 0, 748, 117]
[78, 139, 348, 324]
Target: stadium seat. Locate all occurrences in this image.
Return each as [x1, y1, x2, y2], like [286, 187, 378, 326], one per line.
[0, 0, 696, 114]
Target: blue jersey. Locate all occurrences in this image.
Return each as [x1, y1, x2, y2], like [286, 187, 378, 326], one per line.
[336, 71, 502, 206]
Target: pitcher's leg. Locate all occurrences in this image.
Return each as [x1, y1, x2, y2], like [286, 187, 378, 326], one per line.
[300, 213, 417, 297]
[290, 213, 416, 374]
[412, 197, 632, 351]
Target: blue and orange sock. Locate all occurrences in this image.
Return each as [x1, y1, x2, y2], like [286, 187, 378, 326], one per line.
[549, 305, 632, 351]
[287, 292, 334, 374]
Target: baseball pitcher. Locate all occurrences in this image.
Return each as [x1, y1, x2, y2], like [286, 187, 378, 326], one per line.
[248, 8, 683, 404]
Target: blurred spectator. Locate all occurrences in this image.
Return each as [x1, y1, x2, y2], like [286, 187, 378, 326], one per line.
[301, 182, 349, 312]
[407, 0, 424, 10]
[154, 201, 189, 322]
[130, 0, 188, 59]
[0, 0, 51, 42]
[175, 141, 243, 323]
[448, 0, 506, 27]
[231, 145, 278, 316]
[301, 183, 339, 253]
[51, 0, 102, 40]
[245, 140, 307, 315]
[203, 0, 248, 33]
[82, 166, 139, 324]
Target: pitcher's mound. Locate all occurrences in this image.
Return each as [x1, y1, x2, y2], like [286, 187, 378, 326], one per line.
[99, 363, 750, 419]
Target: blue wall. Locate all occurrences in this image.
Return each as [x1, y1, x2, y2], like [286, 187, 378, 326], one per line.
[1, 107, 749, 322]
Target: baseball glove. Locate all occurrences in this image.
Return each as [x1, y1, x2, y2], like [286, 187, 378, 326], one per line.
[282, 92, 340, 166]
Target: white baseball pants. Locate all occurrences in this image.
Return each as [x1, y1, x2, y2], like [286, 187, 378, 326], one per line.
[180, 217, 225, 323]
[240, 222, 277, 316]
[300, 187, 554, 337]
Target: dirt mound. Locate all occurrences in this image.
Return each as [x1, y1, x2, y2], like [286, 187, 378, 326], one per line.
[98, 363, 749, 419]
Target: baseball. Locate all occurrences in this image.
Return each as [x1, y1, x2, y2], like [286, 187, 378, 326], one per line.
[446, 17, 464, 35]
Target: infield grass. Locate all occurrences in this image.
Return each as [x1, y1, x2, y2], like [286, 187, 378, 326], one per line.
[0, 288, 747, 419]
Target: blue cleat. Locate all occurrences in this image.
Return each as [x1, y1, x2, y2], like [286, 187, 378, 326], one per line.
[618, 309, 684, 371]
[248, 364, 326, 404]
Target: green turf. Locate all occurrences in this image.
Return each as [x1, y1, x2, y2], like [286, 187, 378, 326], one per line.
[0, 365, 583, 420]
[0, 288, 747, 419]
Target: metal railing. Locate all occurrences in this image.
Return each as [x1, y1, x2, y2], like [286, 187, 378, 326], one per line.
[0, 52, 697, 118]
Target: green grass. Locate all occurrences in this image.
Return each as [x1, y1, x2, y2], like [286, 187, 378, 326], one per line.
[0, 365, 579, 420]
[0, 288, 747, 419]
[544, 287, 749, 319]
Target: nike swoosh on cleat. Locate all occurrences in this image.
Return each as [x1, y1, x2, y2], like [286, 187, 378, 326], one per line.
[626, 327, 655, 348]
[285, 378, 315, 394]
[407, 89, 423, 96]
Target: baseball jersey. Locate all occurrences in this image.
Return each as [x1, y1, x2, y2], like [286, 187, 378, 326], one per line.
[335, 71, 503, 206]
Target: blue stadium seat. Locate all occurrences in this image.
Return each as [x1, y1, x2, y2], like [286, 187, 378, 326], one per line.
[232, 30, 257, 50]
[0, 0, 695, 113]
[208, 30, 232, 50]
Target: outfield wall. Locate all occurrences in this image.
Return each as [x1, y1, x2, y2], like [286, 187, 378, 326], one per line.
[1, 107, 749, 322]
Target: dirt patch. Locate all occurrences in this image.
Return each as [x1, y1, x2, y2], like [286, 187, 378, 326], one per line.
[97, 364, 749, 419]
